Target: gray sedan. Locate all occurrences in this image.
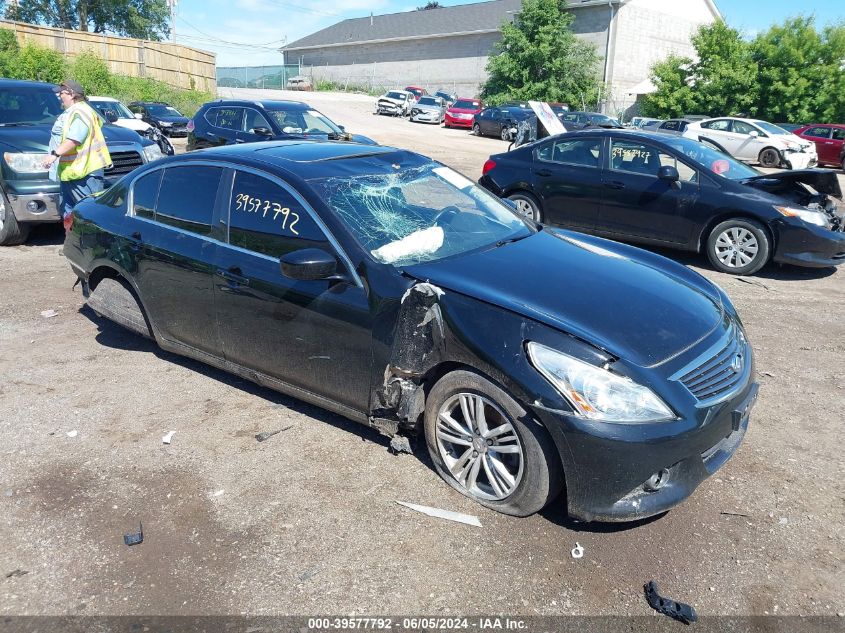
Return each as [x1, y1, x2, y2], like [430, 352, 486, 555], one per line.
[410, 96, 446, 124]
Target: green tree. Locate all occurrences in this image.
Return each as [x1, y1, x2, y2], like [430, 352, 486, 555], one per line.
[71, 49, 113, 95]
[642, 22, 758, 118]
[751, 16, 845, 123]
[416, 1, 442, 9]
[481, 0, 603, 107]
[5, 0, 170, 40]
[7, 41, 66, 82]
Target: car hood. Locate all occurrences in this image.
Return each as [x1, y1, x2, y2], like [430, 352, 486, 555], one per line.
[111, 118, 150, 132]
[741, 169, 842, 199]
[404, 229, 724, 368]
[378, 97, 405, 106]
[413, 104, 442, 112]
[0, 123, 148, 152]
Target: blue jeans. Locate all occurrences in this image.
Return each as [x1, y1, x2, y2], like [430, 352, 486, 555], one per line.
[60, 170, 105, 218]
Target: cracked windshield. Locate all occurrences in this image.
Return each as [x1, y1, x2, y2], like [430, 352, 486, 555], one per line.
[310, 164, 534, 266]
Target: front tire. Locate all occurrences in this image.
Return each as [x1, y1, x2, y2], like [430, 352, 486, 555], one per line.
[472, 123, 481, 136]
[424, 370, 562, 517]
[500, 125, 511, 141]
[507, 191, 542, 222]
[758, 147, 781, 168]
[706, 218, 770, 275]
[0, 188, 30, 246]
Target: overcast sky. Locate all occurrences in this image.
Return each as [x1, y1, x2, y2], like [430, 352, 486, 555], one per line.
[170, 0, 844, 67]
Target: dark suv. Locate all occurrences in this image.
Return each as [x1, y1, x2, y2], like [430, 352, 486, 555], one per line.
[472, 104, 533, 140]
[128, 101, 190, 137]
[0, 79, 162, 245]
[187, 99, 376, 151]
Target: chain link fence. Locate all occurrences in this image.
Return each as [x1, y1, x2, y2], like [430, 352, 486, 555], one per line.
[217, 64, 301, 89]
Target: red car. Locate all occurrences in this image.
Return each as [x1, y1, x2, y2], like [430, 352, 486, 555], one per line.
[404, 86, 427, 101]
[793, 124, 845, 168]
[444, 97, 483, 129]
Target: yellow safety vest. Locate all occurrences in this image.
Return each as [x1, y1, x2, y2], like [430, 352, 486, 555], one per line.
[58, 102, 112, 182]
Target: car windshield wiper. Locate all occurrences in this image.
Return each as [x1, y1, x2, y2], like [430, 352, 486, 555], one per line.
[495, 232, 531, 247]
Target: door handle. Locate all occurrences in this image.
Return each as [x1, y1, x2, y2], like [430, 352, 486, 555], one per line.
[535, 169, 553, 177]
[604, 181, 626, 190]
[215, 268, 250, 286]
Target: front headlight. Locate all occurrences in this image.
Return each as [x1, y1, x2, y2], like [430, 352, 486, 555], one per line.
[4, 152, 48, 173]
[527, 342, 676, 423]
[774, 205, 830, 228]
[142, 144, 164, 163]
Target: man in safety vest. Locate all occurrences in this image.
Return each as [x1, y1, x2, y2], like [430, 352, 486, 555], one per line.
[42, 79, 112, 218]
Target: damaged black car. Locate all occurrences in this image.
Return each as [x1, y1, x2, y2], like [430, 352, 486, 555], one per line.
[480, 130, 845, 275]
[64, 141, 758, 522]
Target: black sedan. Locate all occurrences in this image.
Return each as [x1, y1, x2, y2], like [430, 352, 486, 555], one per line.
[479, 130, 845, 275]
[186, 99, 376, 151]
[64, 141, 757, 522]
[472, 105, 533, 140]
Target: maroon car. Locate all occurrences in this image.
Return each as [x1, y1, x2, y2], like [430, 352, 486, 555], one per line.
[793, 124, 845, 169]
[444, 97, 483, 129]
[404, 86, 427, 101]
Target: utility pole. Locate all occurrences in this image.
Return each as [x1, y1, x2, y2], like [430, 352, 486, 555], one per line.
[167, 0, 177, 41]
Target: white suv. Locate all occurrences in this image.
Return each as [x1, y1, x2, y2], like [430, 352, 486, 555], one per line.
[683, 117, 817, 170]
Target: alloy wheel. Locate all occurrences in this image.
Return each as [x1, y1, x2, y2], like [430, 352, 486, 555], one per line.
[500, 126, 510, 141]
[435, 393, 524, 501]
[713, 227, 759, 269]
[0, 194, 6, 231]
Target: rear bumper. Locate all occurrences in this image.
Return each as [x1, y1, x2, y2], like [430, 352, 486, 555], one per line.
[773, 221, 845, 267]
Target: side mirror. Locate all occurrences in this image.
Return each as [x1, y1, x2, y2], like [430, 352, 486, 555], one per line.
[657, 165, 680, 182]
[280, 248, 342, 282]
[252, 126, 273, 136]
[134, 113, 144, 120]
[749, 130, 759, 138]
[338, 125, 346, 132]
[106, 112, 119, 123]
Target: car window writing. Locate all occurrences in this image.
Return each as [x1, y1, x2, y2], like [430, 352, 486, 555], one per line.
[805, 127, 831, 139]
[133, 170, 163, 219]
[155, 166, 223, 235]
[208, 107, 242, 130]
[610, 140, 696, 182]
[228, 171, 326, 258]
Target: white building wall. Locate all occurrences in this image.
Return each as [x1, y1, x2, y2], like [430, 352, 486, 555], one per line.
[607, 0, 718, 117]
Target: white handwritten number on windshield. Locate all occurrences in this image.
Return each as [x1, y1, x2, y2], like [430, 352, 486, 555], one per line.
[234, 193, 300, 235]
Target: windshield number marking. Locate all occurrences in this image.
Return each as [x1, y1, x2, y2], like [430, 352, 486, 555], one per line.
[233, 193, 300, 235]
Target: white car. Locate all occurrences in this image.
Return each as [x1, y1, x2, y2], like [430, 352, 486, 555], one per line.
[375, 90, 415, 117]
[682, 117, 817, 169]
[88, 96, 152, 134]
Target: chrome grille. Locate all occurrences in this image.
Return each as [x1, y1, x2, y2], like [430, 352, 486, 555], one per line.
[678, 324, 747, 402]
[106, 150, 144, 177]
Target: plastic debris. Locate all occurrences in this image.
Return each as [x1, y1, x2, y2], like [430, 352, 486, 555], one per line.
[5, 569, 29, 578]
[123, 522, 143, 546]
[212, 489, 225, 497]
[162, 431, 175, 444]
[644, 580, 697, 625]
[40, 309, 58, 318]
[66, 430, 78, 438]
[388, 435, 412, 455]
[396, 501, 481, 527]
[571, 542, 585, 559]
[255, 425, 292, 442]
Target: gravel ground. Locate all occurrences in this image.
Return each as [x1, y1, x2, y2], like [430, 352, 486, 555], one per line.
[0, 88, 843, 620]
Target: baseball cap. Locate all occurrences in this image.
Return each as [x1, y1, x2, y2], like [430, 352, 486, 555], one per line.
[53, 79, 86, 97]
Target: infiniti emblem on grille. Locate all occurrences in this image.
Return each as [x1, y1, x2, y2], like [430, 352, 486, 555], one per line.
[731, 354, 743, 373]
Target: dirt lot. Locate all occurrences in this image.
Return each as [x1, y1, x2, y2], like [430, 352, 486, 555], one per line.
[0, 88, 843, 621]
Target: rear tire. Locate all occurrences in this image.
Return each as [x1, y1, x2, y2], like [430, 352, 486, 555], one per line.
[424, 370, 562, 517]
[706, 218, 770, 275]
[758, 147, 781, 168]
[0, 188, 30, 246]
[87, 277, 153, 338]
[507, 191, 542, 222]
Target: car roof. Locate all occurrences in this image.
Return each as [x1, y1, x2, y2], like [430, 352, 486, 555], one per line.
[89, 96, 119, 102]
[797, 123, 845, 129]
[0, 78, 55, 90]
[203, 99, 312, 110]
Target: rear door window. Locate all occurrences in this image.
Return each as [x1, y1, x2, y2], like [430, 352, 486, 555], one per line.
[132, 170, 163, 219]
[155, 166, 224, 235]
[702, 119, 731, 132]
[227, 170, 327, 258]
[536, 138, 601, 168]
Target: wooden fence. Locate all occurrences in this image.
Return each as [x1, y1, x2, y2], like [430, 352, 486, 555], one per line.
[1, 20, 216, 92]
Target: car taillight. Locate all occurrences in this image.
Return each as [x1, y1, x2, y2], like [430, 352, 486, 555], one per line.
[186, 119, 195, 132]
[482, 159, 497, 175]
[63, 210, 74, 235]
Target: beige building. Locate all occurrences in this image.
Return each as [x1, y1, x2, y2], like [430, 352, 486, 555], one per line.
[283, 0, 721, 117]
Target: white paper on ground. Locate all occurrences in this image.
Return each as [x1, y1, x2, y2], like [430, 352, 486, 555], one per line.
[396, 501, 482, 527]
[162, 431, 175, 444]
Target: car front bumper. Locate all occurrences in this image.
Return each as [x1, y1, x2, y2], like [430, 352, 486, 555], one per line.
[7, 189, 61, 223]
[783, 150, 818, 169]
[410, 111, 442, 123]
[376, 104, 404, 116]
[533, 379, 758, 522]
[445, 114, 474, 128]
[773, 220, 845, 267]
